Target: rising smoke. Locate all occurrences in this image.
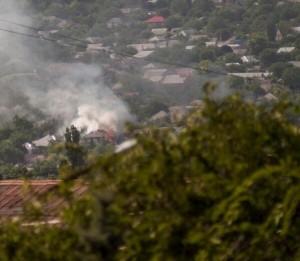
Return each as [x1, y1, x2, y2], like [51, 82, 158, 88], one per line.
[0, 0, 132, 133]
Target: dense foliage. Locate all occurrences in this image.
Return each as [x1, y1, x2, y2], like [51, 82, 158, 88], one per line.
[0, 117, 59, 179]
[2, 91, 300, 260]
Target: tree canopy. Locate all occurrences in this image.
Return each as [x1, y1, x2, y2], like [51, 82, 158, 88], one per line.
[2, 89, 300, 260]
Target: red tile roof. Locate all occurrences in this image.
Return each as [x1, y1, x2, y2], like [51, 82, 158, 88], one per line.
[0, 180, 86, 219]
[145, 16, 165, 24]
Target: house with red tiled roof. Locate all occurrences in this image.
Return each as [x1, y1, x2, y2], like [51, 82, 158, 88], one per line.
[145, 15, 165, 25]
[0, 180, 86, 222]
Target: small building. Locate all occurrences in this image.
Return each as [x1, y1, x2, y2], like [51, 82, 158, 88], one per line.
[120, 7, 140, 15]
[185, 45, 196, 50]
[162, 74, 186, 85]
[143, 63, 157, 69]
[107, 17, 122, 29]
[134, 50, 154, 58]
[145, 16, 165, 25]
[277, 47, 295, 54]
[83, 129, 116, 145]
[143, 68, 167, 82]
[86, 43, 106, 52]
[205, 39, 217, 47]
[32, 135, 56, 148]
[151, 28, 168, 36]
[149, 36, 164, 42]
[176, 68, 194, 78]
[128, 43, 156, 52]
[241, 55, 259, 64]
[228, 72, 272, 79]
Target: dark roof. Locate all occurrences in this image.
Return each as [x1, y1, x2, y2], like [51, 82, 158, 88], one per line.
[0, 180, 86, 219]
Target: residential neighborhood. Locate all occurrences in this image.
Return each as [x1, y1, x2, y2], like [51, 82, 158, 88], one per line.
[2, 0, 300, 260]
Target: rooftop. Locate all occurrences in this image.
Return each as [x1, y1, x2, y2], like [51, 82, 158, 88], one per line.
[145, 16, 165, 24]
[162, 74, 186, 85]
[277, 47, 295, 53]
[0, 180, 86, 219]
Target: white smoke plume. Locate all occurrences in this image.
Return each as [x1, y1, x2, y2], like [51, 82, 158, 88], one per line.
[0, 0, 132, 132]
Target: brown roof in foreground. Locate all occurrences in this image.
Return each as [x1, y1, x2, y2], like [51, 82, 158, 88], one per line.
[0, 180, 86, 219]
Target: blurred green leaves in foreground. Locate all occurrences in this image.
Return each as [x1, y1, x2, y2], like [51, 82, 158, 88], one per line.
[2, 87, 300, 260]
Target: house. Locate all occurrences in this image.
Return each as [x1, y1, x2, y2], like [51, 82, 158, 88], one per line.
[134, 50, 154, 58]
[83, 129, 116, 145]
[228, 72, 272, 79]
[32, 135, 56, 148]
[149, 36, 164, 42]
[226, 62, 241, 67]
[107, 17, 122, 29]
[147, 0, 159, 3]
[190, 34, 208, 41]
[277, 47, 295, 54]
[151, 28, 168, 36]
[167, 39, 180, 48]
[185, 45, 196, 50]
[86, 43, 105, 52]
[145, 15, 165, 25]
[128, 43, 156, 52]
[120, 7, 140, 15]
[143, 68, 167, 82]
[241, 55, 259, 64]
[226, 44, 246, 55]
[162, 74, 186, 85]
[205, 39, 217, 47]
[176, 68, 194, 78]
[0, 180, 86, 222]
[143, 63, 157, 69]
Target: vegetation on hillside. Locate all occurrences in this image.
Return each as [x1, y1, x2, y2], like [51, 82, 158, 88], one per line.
[2, 87, 300, 260]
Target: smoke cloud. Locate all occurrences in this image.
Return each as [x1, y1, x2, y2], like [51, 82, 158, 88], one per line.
[0, 0, 132, 133]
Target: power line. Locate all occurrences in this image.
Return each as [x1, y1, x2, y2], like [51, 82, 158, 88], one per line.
[0, 18, 88, 45]
[0, 26, 86, 48]
[0, 22, 228, 76]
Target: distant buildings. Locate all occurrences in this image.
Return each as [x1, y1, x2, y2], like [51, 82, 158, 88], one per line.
[142, 64, 195, 86]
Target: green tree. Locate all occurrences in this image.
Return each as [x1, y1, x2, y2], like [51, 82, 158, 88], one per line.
[64, 126, 85, 168]
[282, 67, 300, 90]
[259, 48, 278, 67]
[270, 62, 292, 79]
[3, 89, 300, 260]
[249, 35, 269, 55]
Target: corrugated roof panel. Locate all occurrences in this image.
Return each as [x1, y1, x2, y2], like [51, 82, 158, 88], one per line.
[0, 180, 86, 219]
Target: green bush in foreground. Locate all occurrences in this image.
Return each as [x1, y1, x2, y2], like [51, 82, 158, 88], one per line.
[2, 92, 300, 260]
